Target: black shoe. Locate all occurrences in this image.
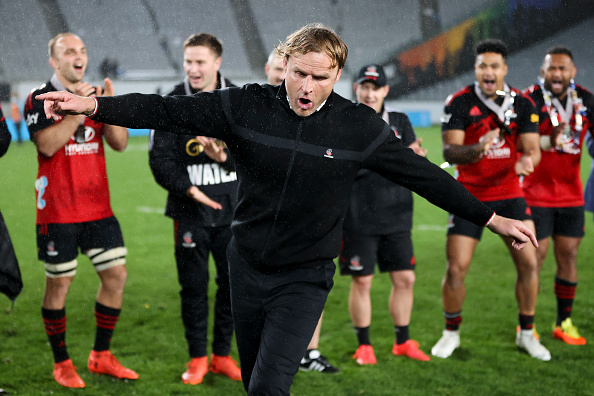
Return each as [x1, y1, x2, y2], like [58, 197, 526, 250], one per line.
[299, 349, 339, 373]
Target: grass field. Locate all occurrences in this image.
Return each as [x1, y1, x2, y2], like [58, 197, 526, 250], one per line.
[1, 127, 594, 395]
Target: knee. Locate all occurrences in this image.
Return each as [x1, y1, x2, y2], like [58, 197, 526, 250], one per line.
[352, 275, 373, 294]
[100, 265, 128, 292]
[393, 271, 415, 290]
[444, 261, 468, 288]
[44, 276, 73, 301]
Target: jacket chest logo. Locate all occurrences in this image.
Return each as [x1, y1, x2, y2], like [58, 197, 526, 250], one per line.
[324, 149, 334, 158]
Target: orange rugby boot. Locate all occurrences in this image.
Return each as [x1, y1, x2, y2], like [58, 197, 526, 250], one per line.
[182, 356, 209, 385]
[392, 339, 430, 361]
[209, 354, 242, 381]
[87, 350, 139, 379]
[352, 344, 377, 365]
[53, 359, 85, 388]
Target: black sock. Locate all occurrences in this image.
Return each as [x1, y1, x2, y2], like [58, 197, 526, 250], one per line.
[93, 301, 121, 352]
[444, 311, 462, 331]
[395, 325, 409, 345]
[554, 277, 577, 326]
[355, 326, 371, 346]
[519, 314, 534, 330]
[42, 307, 69, 363]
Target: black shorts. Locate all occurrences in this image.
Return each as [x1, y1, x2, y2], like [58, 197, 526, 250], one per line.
[37, 216, 126, 276]
[447, 198, 532, 240]
[339, 230, 415, 276]
[530, 206, 585, 239]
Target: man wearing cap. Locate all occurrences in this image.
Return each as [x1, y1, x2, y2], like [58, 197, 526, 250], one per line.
[340, 64, 430, 365]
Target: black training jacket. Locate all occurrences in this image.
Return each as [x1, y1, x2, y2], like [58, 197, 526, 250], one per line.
[92, 83, 494, 272]
[148, 75, 237, 226]
[343, 110, 417, 235]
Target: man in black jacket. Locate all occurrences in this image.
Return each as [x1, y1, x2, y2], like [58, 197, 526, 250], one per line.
[148, 33, 241, 385]
[0, 104, 22, 303]
[38, 23, 538, 396]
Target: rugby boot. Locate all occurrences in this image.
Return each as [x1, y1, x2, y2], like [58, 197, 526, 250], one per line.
[87, 350, 139, 379]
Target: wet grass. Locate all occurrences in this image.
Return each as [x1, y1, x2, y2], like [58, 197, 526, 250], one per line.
[1, 130, 593, 395]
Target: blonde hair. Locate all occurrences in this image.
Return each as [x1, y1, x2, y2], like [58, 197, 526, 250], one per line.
[276, 23, 348, 70]
[48, 33, 81, 58]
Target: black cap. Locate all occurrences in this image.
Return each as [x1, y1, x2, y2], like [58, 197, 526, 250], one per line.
[355, 64, 387, 86]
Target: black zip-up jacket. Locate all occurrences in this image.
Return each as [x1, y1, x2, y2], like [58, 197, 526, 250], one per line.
[148, 74, 238, 226]
[92, 83, 494, 272]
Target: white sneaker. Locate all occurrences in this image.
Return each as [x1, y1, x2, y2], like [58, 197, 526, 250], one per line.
[516, 329, 551, 361]
[431, 330, 460, 358]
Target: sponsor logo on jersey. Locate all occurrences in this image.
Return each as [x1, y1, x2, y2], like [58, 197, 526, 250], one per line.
[469, 106, 482, 116]
[182, 231, 195, 248]
[349, 255, 363, 271]
[65, 126, 99, 156]
[73, 125, 95, 144]
[186, 139, 204, 156]
[47, 241, 58, 256]
[324, 148, 334, 158]
[484, 138, 511, 159]
[530, 113, 539, 123]
[440, 113, 452, 123]
[187, 163, 237, 186]
[26, 112, 39, 126]
[410, 256, 416, 266]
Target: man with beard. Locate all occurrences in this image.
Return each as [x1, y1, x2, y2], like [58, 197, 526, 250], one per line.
[522, 46, 593, 346]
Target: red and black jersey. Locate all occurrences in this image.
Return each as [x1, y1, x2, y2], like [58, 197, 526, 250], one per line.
[442, 84, 539, 201]
[522, 84, 594, 207]
[24, 79, 113, 225]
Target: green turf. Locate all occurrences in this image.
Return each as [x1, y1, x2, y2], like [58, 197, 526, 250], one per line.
[1, 129, 593, 395]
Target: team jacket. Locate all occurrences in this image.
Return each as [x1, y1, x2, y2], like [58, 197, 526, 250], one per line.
[442, 84, 539, 201]
[91, 83, 494, 272]
[149, 74, 238, 226]
[25, 78, 114, 225]
[343, 109, 417, 235]
[0, 105, 10, 157]
[522, 84, 594, 207]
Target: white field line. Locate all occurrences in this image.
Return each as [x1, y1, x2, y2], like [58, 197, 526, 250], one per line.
[136, 206, 164, 214]
[414, 224, 447, 231]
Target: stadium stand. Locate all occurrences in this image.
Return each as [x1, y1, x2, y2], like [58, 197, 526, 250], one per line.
[0, 0, 53, 81]
[398, 16, 594, 102]
[0, 0, 591, 128]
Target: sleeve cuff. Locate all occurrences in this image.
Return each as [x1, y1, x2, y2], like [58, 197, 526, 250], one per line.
[86, 97, 98, 118]
[484, 212, 496, 227]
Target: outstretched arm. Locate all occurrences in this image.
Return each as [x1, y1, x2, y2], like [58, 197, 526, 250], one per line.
[486, 215, 538, 250]
[36, 89, 230, 140]
[36, 91, 96, 120]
